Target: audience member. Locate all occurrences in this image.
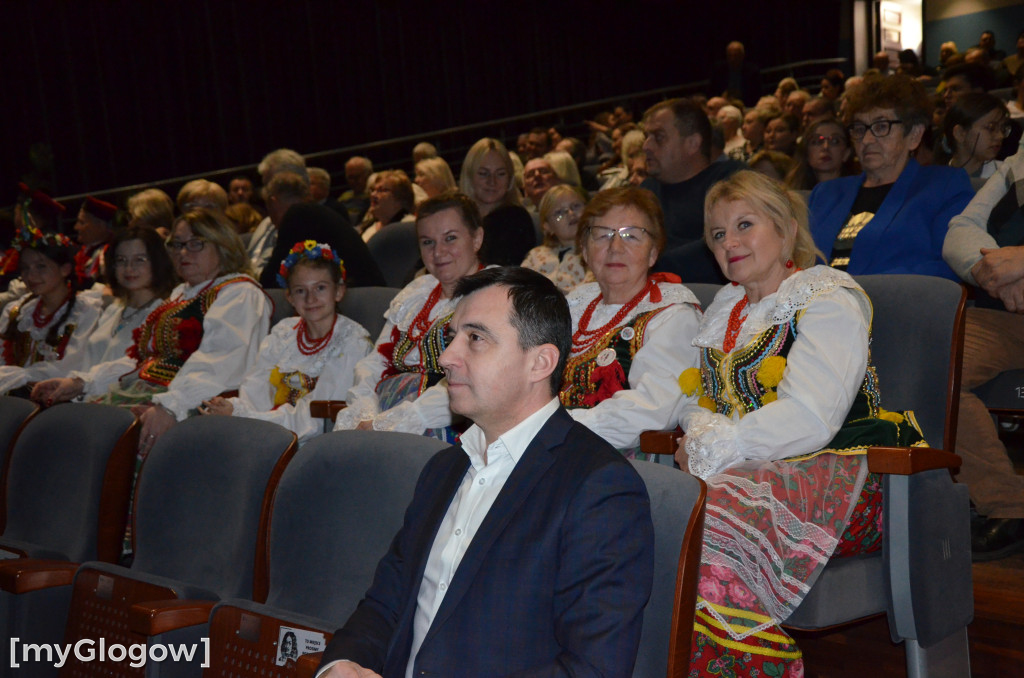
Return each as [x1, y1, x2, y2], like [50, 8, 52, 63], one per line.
[641, 98, 744, 283]
[228, 175, 255, 205]
[333, 192, 485, 440]
[202, 241, 371, 444]
[361, 170, 416, 242]
[1003, 30, 1024, 81]
[944, 92, 1011, 179]
[340, 156, 373, 224]
[820, 68, 845, 101]
[801, 97, 834, 131]
[308, 167, 350, 222]
[412, 141, 438, 162]
[318, 265, 654, 678]
[248, 148, 308, 276]
[774, 77, 798, 106]
[0, 184, 66, 310]
[728, 108, 773, 163]
[521, 184, 591, 294]
[717, 105, 745, 154]
[224, 202, 263, 236]
[748, 149, 795, 181]
[942, 62, 996, 110]
[709, 40, 761, 107]
[785, 118, 854, 190]
[560, 186, 700, 452]
[459, 138, 536, 266]
[872, 50, 893, 75]
[177, 178, 229, 213]
[974, 29, 1006, 62]
[808, 74, 973, 279]
[678, 169, 922, 677]
[783, 90, 811, 119]
[523, 157, 561, 210]
[556, 136, 601, 191]
[705, 96, 729, 119]
[943, 146, 1024, 560]
[72, 196, 118, 287]
[413, 157, 457, 199]
[126, 188, 175, 237]
[763, 114, 800, 155]
[523, 127, 551, 160]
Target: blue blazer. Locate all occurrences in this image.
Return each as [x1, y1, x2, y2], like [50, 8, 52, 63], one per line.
[321, 407, 655, 678]
[808, 159, 973, 281]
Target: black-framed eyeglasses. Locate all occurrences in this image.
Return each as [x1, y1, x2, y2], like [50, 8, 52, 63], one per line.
[587, 225, 650, 246]
[847, 119, 904, 140]
[165, 238, 207, 253]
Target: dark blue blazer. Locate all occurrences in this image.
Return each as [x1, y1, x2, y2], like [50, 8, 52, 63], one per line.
[321, 407, 654, 677]
[808, 159, 973, 281]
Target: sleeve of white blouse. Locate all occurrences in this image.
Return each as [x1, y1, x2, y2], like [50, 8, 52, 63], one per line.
[569, 303, 701, 450]
[153, 281, 271, 420]
[371, 378, 453, 434]
[332, 321, 393, 430]
[228, 329, 280, 417]
[683, 288, 870, 478]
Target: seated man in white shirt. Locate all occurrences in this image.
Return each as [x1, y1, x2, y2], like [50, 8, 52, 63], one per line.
[318, 266, 655, 678]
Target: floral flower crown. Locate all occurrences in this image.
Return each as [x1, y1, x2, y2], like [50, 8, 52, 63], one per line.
[0, 223, 76, 276]
[277, 240, 346, 288]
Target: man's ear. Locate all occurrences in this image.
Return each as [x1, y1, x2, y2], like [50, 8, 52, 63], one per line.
[529, 344, 561, 386]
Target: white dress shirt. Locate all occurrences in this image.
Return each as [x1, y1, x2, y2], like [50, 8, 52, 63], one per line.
[404, 397, 560, 678]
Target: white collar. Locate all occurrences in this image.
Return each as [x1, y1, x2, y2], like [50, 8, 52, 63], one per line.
[459, 397, 560, 470]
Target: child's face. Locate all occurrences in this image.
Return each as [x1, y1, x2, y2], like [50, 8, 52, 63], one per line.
[286, 263, 343, 329]
[544, 193, 584, 247]
[20, 248, 71, 300]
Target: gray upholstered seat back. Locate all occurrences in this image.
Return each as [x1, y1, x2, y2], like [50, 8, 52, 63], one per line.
[338, 286, 401, 340]
[366, 222, 420, 288]
[3, 403, 134, 562]
[266, 287, 296, 326]
[630, 460, 705, 678]
[132, 416, 296, 599]
[264, 430, 446, 623]
[855, 275, 963, 447]
[683, 283, 720, 312]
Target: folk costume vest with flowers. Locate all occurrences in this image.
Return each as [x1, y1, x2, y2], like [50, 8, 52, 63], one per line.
[376, 310, 452, 393]
[130, 276, 255, 387]
[1, 298, 76, 367]
[560, 275, 681, 410]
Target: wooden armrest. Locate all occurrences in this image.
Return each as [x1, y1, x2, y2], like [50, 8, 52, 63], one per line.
[866, 446, 962, 475]
[639, 430, 683, 456]
[0, 560, 78, 594]
[310, 400, 347, 422]
[128, 599, 216, 636]
[296, 652, 324, 678]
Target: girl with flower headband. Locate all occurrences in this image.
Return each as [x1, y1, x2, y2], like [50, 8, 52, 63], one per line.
[200, 241, 372, 444]
[0, 223, 102, 391]
[676, 171, 923, 678]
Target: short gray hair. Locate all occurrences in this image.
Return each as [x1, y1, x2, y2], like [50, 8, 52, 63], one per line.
[258, 148, 308, 183]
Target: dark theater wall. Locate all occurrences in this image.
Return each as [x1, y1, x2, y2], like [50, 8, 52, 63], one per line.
[0, 1, 845, 201]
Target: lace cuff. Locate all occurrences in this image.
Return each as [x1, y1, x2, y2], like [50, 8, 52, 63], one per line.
[332, 396, 378, 431]
[684, 408, 743, 479]
[371, 401, 426, 435]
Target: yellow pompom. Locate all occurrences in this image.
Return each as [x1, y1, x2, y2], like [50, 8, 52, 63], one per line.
[761, 391, 778, 405]
[698, 395, 717, 412]
[303, 239, 317, 250]
[756, 356, 787, 389]
[678, 367, 703, 396]
[879, 408, 905, 424]
[269, 368, 289, 408]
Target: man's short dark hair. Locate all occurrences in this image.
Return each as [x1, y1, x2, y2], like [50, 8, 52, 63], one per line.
[643, 98, 712, 160]
[453, 267, 571, 396]
[943, 62, 995, 92]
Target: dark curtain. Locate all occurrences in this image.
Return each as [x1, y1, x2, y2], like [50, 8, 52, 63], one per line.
[0, 0, 844, 200]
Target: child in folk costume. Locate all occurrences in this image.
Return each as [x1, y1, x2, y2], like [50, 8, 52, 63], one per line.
[202, 241, 372, 444]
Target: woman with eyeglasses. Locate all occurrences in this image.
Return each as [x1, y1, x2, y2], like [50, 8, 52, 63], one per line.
[33, 209, 272, 453]
[807, 74, 973, 280]
[784, 119, 855, 191]
[944, 92, 1011, 180]
[558, 186, 701, 454]
[521, 185, 594, 294]
[2, 227, 176, 395]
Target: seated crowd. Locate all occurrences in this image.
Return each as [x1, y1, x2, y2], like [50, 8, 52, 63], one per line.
[1, 31, 1022, 677]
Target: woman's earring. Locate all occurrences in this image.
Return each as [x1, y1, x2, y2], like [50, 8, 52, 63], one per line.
[785, 259, 794, 269]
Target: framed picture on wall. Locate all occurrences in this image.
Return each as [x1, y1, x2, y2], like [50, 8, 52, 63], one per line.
[883, 9, 901, 26]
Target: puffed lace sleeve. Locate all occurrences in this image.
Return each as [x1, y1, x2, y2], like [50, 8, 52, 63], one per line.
[152, 278, 271, 420]
[682, 281, 870, 479]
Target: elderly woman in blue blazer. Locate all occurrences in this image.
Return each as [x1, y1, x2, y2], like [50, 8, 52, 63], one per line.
[808, 74, 973, 280]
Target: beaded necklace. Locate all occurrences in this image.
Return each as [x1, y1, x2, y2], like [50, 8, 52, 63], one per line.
[296, 315, 336, 355]
[723, 295, 749, 353]
[31, 293, 69, 328]
[571, 278, 655, 353]
[406, 283, 443, 344]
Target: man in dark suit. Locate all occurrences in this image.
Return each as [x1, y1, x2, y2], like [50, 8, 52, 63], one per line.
[318, 267, 655, 678]
[708, 41, 761, 108]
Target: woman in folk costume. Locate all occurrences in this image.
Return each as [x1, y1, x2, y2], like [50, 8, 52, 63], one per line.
[333, 191, 486, 442]
[676, 171, 923, 677]
[0, 223, 101, 392]
[201, 241, 371, 444]
[33, 209, 271, 453]
[559, 185, 702, 454]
